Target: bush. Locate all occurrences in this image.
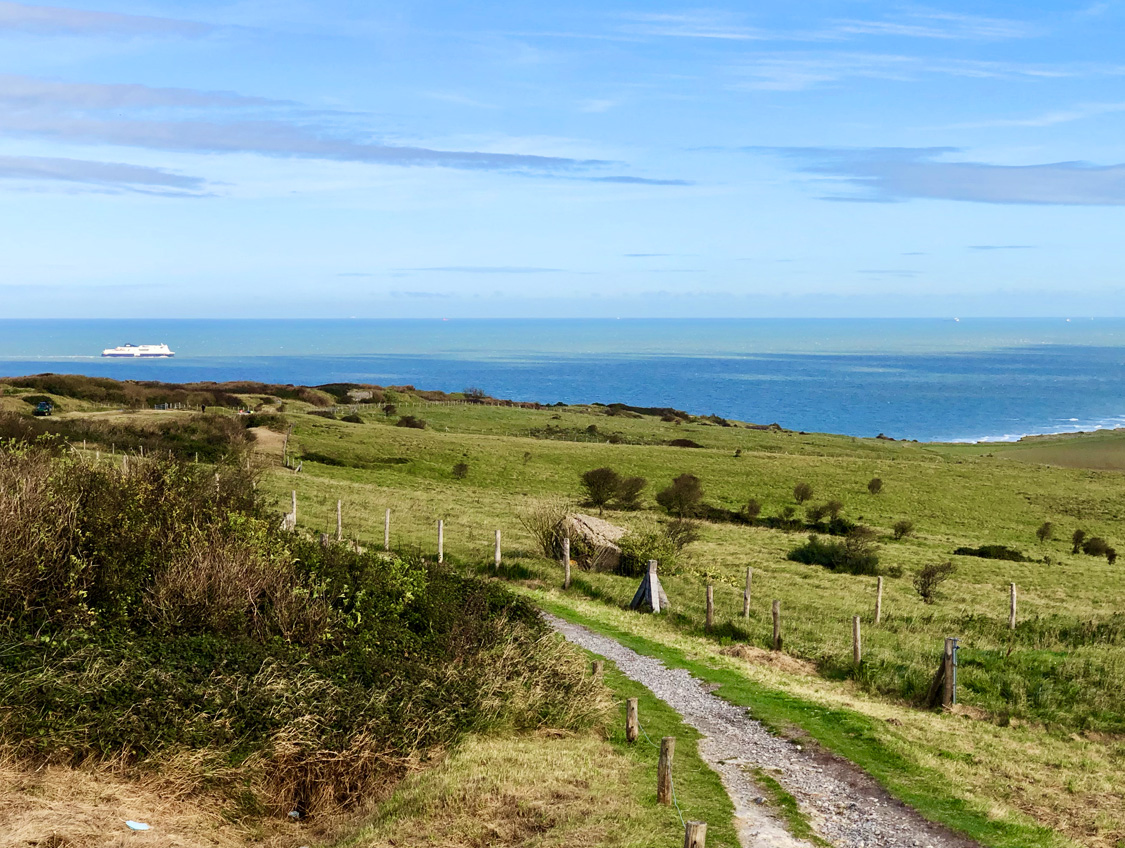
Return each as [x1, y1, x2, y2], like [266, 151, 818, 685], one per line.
[913, 561, 956, 604]
[396, 415, 427, 429]
[452, 461, 470, 480]
[867, 477, 883, 495]
[953, 545, 1028, 563]
[383, 403, 397, 416]
[517, 498, 571, 560]
[615, 476, 647, 510]
[307, 409, 337, 419]
[1108, 548, 1118, 565]
[617, 529, 678, 578]
[1082, 536, 1110, 557]
[1072, 529, 1087, 554]
[824, 499, 844, 519]
[663, 518, 700, 552]
[580, 467, 621, 510]
[743, 498, 762, 522]
[893, 519, 914, 540]
[667, 438, 704, 448]
[0, 448, 604, 814]
[1036, 521, 1054, 543]
[793, 482, 813, 503]
[787, 528, 879, 576]
[340, 412, 364, 424]
[655, 473, 704, 517]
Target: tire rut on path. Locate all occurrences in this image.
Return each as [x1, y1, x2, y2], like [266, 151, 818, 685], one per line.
[547, 614, 980, 848]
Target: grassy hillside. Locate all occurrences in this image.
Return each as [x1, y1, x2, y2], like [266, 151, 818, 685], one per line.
[5, 375, 1125, 846]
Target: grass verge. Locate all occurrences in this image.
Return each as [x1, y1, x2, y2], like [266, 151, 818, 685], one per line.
[533, 594, 1071, 848]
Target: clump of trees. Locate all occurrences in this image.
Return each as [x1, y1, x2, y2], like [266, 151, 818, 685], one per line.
[1069, 528, 1117, 564]
[578, 467, 647, 511]
[913, 561, 956, 604]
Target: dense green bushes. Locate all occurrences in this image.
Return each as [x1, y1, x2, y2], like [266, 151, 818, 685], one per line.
[0, 445, 604, 814]
[953, 544, 1029, 562]
[787, 530, 880, 576]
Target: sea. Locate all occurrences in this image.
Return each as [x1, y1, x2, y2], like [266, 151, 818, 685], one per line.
[1, 318, 1123, 444]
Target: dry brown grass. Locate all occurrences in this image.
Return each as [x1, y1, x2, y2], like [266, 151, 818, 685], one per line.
[719, 644, 818, 676]
[341, 731, 661, 848]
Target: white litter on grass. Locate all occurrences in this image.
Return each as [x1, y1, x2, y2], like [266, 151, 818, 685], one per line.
[125, 820, 150, 831]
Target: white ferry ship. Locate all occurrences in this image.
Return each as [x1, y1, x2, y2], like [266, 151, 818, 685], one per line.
[101, 343, 175, 358]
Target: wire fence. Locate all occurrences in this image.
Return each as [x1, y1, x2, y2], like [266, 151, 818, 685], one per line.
[631, 702, 686, 828]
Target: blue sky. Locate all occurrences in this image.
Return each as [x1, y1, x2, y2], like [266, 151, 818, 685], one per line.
[2, 0, 1125, 317]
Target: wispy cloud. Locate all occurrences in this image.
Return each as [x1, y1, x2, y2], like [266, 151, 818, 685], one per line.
[588, 175, 692, 186]
[0, 1, 210, 37]
[832, 11, 1036, 41]
[0, 74, 275, 110]
[968, 244, 1035, 250]
[619, 12, 767, 41]
[398, 266, 566, 273]
[755, 146, 1125, 206]
[0, 153, 204, 193]
[623, 253, 672, 257]
[937, 101, 1125, 129]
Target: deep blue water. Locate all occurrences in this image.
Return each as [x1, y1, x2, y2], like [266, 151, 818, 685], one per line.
[1, 318, 1123, 443]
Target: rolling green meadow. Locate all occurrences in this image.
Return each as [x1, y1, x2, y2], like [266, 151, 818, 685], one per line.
[2, 378, 1124, 847]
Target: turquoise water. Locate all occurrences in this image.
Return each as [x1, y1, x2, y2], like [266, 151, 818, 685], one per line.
[1, 318, 1122, 443]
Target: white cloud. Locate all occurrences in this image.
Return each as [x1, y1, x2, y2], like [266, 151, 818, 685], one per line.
[0, 1, 209, 36]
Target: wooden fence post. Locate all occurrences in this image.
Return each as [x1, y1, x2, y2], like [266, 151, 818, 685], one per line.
[437, 519, 444, 563]
[336, 499, 342, 542]
[875, 576, 883, 625]
[705, 584, 714, 632]
[683, 821, 707, 848]
[853, 615, 862, 666]
[658, 737, 675, 805]
[625, 698, 639, 743]
[772, 600, 782, 651]
[494, 529, 502, 569]
[1009, 583, 1017, 630]
[384, 508, 390, 551]
[563, 536, 571, 589]
[742, 567, 752, 619]
[942, 637, 955, 707]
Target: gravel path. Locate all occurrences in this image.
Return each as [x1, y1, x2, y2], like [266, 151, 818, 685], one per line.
[547, 614, 979, 848]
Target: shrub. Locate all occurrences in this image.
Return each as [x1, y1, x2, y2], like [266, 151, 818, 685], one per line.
[1072, 529, 1087, 554]
[913, 561, 956, 604]
[663, 518, 700, 552]
[340, 413, 364, 424]
[615, 475, 647, 510]
[517, 498, 571, 560]
[383, 403, 397, 416]
[655, 473, 704, 517]
[617, 530, 678, 578]
[580, 467, 621, 510]
[463, 387, 487, 402]
[452, 462, 470, 480]
[952, 545, 1028, 563]
[793, 482, 813, 503]
[733, 448, 742, 458]
[396, 415, 427, 429]
[1108, 548, 1118, 566]
[824, 499, 844, 519]
[893, 519, 914, 540]
[1082, 536, 1110, 557]
[667, 438, 704, 448]
[787, 528, 879, 576]
[743, 498, 762, 522]
[307, 409, 337, 419]
[806, 504, 828, 524]
[867, 477, 883, 495]
[1036, 521, 1054, 543]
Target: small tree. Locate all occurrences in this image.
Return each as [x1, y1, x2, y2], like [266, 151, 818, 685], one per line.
[1072, 529, 1087, 554]
[892, 519, 914, 540]
[806, 504, 828, 525]
[867, 477, 883, 495]
[580, 467, 621, 511]
[824, 499, 844, 520]
[913, 561, 956, 604]
[743, 498, 762, 522]
[656, 473, 704, 517]
[615, 476, 647, 510]
[663, 518, 700, 552]
[1036, 521, 1054, 544]
[452, 461, 469, 480]
[793, 482, 814, 503]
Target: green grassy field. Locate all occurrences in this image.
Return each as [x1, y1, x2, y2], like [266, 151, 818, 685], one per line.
[251, 399, 1125, 848]
[5, 379, 1125, 847]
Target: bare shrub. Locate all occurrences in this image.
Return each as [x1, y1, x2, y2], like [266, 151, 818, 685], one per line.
[793, 482, 813, 503]
[517, 497, 572, 559]
[913, 561, 956, 604]
[893, 519, 914, 540]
